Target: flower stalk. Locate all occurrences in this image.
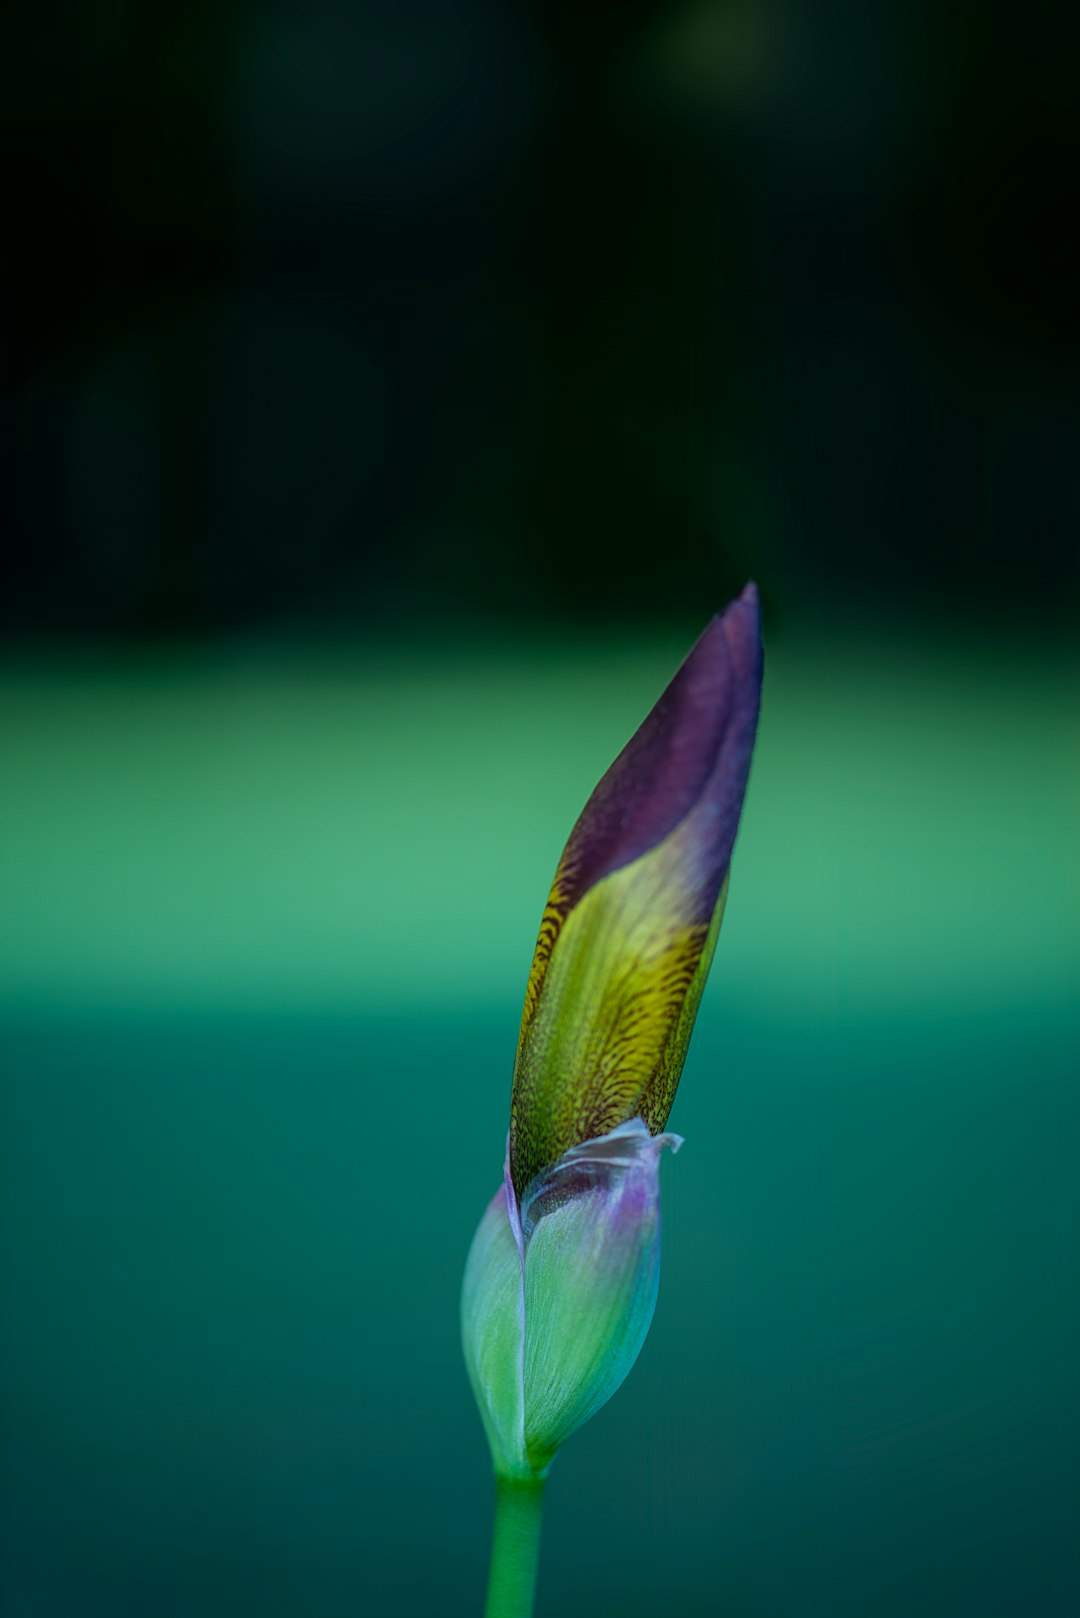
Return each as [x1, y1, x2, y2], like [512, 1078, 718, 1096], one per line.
[483, 1476, 546, 1618]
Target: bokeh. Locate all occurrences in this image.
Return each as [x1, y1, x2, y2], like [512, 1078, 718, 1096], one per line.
[2, 3, 1077, 1615]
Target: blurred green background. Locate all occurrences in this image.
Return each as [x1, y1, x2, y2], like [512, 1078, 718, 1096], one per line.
[2, 1, 1078, 1614]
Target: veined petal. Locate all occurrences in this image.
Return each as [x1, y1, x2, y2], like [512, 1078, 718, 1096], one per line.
[520, 1119, 681, 1473]
[510, 585, 762, 1194]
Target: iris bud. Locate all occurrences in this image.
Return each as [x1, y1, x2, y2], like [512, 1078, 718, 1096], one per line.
[463, 587, 762, 1482]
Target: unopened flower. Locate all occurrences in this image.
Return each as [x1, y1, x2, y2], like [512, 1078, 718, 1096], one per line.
[463, 586, 763, 1488]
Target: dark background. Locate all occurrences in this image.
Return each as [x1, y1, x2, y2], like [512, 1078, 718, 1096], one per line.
[4, 0, 1078, 641]
[2, 5, 1078, 1617]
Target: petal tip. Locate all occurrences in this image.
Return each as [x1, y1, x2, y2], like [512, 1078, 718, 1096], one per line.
[715, 582, 763, 678]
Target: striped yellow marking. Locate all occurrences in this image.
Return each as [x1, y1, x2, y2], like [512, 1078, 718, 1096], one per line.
[510, 803, 725, 1193]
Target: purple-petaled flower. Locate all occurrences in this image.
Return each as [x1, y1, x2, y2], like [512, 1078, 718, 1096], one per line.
[463, 586, 763, 1484]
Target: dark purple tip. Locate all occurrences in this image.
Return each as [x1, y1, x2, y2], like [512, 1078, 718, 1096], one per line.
[556, 582, 762, 917]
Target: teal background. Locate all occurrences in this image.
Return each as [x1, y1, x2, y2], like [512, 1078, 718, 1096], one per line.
[2, 630, 1077, 1615]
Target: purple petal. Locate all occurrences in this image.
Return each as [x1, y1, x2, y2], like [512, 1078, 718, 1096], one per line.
[566, 582, 761, 906]
[510, 586, 763, 1192]
[519, 585, 762, 1035]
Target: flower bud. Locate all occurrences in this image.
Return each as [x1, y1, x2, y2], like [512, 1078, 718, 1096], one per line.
[510, 584, 762, 1197]
[461, 1120, 680, 1478]
[463, 588, 762, 1482]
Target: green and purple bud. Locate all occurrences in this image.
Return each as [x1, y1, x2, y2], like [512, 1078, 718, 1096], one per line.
[462, 585, 763, 1480]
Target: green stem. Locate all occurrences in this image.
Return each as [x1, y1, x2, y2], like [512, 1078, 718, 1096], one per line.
[483, 1474, 547, 1618]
